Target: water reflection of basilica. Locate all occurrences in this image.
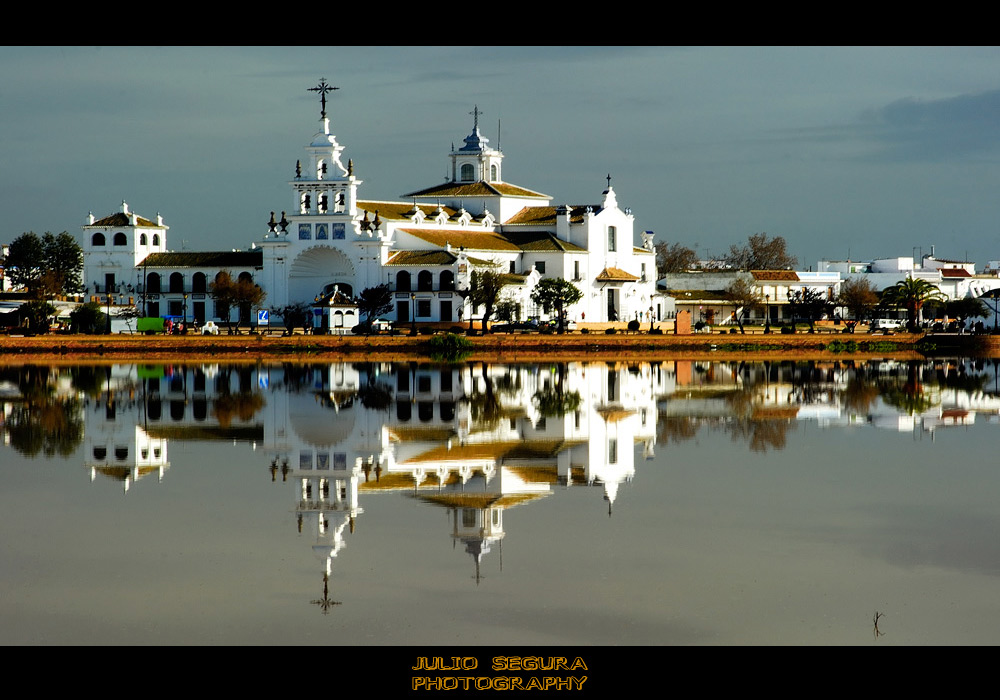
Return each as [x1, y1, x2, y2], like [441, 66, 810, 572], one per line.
[5, 358, 1000, 594]
[5, 362, 661, 587]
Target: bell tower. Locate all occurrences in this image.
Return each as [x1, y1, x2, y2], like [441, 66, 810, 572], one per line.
[286, 78, 362, 227]
[450, 105, 503, 184]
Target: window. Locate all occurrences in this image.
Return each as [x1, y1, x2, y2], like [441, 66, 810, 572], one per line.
[396, 271, 411, 292]
[139, 233, 147, 245]
[152, 234, 160, 246]
[169, 272, 184, 293]
[490, 164, 498, 181]
[417, 270, 433, 291]
[574, 260, 580, 280]
[460, 163, 474, 181]
[147, 273, 161, 293]
[91, 232, 106, 246]
[113, 232, 127, 246]
[641, 263, 647, 282]
[440, 270, 455, 290]
[192, 272, 207, 293]
[536, 261, 546, 274]
[608, 226, 616, 252]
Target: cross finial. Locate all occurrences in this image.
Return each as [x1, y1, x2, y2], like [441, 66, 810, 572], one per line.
[309, 78, 339, 120]
[470, 105, 482, 131]
[606, 173, 612, 188]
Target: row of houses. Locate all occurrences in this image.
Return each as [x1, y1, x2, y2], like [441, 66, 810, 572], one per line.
[661, 254, 1000, 328]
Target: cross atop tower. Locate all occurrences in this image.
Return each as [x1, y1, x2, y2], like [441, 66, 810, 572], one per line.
[309, 78, 339, 120]
[606, 173, 612, 188]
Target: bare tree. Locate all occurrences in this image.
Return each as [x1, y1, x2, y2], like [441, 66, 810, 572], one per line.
[724, 277, 761, 334]
[655, 241, 699, 276]
[726, 233, 797, 271]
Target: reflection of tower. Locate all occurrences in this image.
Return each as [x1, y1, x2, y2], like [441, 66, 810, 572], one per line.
[451, 504, 504, 585]
[293, 449, 364, 588]
[85, 367, 169, 494]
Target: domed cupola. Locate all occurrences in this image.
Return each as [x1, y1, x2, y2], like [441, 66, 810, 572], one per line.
[450, 105, 503, 184]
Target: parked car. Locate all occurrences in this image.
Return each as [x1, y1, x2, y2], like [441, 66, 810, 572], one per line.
[201, 321, 221, 335]
[873, 318, 902, 331]
[370, 318, 392, 332]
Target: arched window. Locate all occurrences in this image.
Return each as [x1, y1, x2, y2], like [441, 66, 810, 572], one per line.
[396, 271, 411, 292]
[146, 272, 161, 293]
[460, 163, 474, 181]
[238, 271, 253, 284]
[113, 232, 127, 246]
[440, 270, 455, 291]
[139, 233, 148, 245]
[490, 164, 498, 181]
[152, 234, 160, 246]
[169, 272, 184, 293]
[417, 270, 433, 291]
[192, 272, 207, 293]
[91, 232, 106, 246]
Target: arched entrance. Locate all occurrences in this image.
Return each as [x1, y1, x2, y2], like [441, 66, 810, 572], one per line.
[289, 246, 356, 305]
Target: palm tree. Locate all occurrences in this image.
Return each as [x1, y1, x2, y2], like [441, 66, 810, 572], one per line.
[880, 278, 945, 332]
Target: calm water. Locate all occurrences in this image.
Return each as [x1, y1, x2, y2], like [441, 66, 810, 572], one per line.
[3, 358, 1000, 646]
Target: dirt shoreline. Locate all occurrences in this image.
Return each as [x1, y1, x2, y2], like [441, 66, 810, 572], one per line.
[0, 330, 992, 364]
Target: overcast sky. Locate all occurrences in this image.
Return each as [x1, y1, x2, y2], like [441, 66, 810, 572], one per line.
[3, 46, 1000, 269]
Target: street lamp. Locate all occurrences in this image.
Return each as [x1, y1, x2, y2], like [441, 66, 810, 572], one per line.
[410, 292, 416, 336]
[764, 294, 771, 334]
[183, 293, 188, 334]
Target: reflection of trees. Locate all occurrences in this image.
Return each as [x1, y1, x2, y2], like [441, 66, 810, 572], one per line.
[1, 365, 84, 458]
[656, 416, 700, 444]
[532, 363, 581, 417]
[878, 362, 938, 415]
[841, 377, 881, 414]
[212, 369, 266, 428]
[723, 389, 794, 453]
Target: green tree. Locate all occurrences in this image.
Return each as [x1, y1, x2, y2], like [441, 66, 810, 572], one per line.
[355, 284, 393, 334]
[4, 232, 83, 300]
[276, 302, 312, 336]
[69, 302, 107, 334]
[530, 278, 583, 334]
[725, 233, 797, 271]
[880, 278, 945, 332]
[786, 288, 833, 332]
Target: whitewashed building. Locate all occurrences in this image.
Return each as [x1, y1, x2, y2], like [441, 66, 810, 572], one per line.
[80, 84, 660, 330]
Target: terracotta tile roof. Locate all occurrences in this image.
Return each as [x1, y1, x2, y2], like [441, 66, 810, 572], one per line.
[503, 205, 595, 225]
[941, 268, 972, 277]
[357, 200, 457, 220]
[140, 251, 263, 268]
[399, 228, 522, 252]
[403, 181, 549, 199]
[596, 267, 640, 281]
[86, 212, 164, 228]
[385, 250, 459, 266]
[503, 230, 587, 253]
[751, 269, 799, 281]
[666, 289, 731, 301]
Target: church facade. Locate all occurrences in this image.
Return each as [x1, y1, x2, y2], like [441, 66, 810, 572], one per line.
[81, 84, 659, 331]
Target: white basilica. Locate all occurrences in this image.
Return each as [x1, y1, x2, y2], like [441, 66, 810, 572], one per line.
[81, 82, 660, 331]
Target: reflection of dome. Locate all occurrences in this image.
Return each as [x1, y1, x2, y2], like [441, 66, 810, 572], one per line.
[289, 394, 355, 446]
